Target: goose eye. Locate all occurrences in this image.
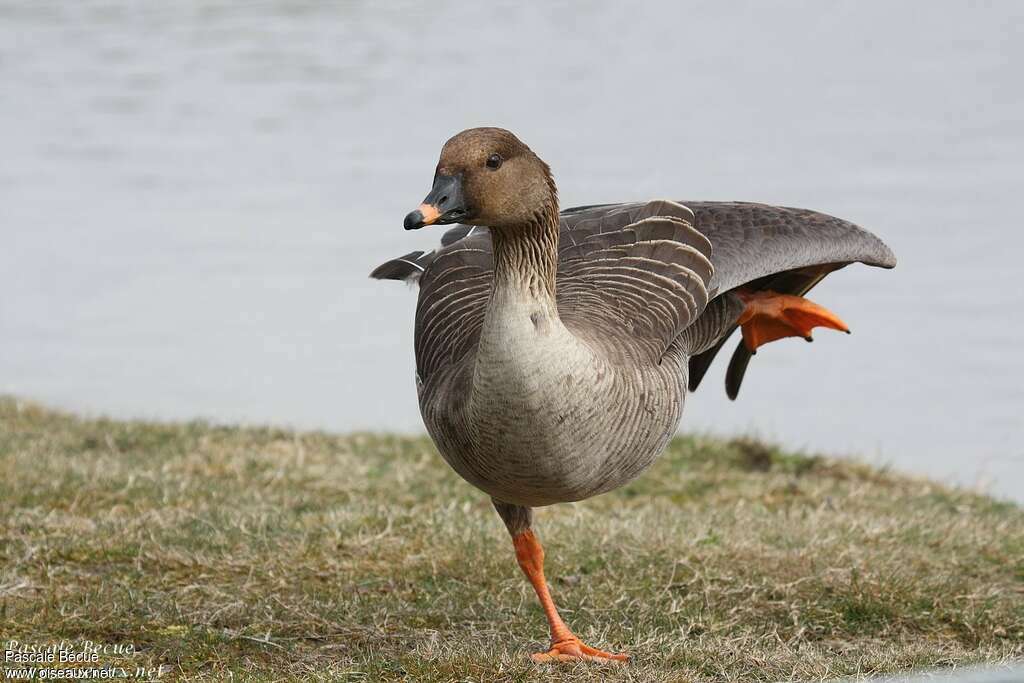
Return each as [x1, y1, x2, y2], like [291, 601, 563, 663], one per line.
[486, 154, 503, 170]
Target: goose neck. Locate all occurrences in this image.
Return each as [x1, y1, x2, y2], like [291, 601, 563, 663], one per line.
[489, 207, 560, 306]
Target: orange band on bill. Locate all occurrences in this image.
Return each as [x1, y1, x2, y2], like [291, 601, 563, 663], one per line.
[418, 203, 441, 225]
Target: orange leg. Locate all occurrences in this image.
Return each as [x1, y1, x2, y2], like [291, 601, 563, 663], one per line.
[512, 530, 628, 663]
[736, 289, 850, 353]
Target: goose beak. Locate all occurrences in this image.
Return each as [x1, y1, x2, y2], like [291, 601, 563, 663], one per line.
[404, 203, 440, 230]
[404, 173, 467, 230]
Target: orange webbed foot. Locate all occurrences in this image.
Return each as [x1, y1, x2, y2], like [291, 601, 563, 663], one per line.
[531, 636, 629, 664]
[736, 289, 850, 353]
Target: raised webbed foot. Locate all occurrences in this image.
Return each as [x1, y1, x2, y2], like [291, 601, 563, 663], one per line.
[736, 289, 849, 353]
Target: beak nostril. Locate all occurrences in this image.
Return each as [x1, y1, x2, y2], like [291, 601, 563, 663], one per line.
[438, 195, 448, 206]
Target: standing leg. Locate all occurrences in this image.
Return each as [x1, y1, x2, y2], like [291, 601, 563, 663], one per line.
[492, 499, 629, 663]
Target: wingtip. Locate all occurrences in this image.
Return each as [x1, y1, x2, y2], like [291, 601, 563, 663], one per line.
[369, 250, 428, 282]
[871, 239, 898, 269]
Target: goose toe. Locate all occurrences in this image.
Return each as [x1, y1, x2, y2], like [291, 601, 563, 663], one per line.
[530, 636, 629, 664]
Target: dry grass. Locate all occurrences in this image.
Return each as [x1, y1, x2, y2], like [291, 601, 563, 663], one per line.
[1, 396, 1022, 682]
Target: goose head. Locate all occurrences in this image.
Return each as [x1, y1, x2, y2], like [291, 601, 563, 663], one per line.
[404, 127, 555, 231]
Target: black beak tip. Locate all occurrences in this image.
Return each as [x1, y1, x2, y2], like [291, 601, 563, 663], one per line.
[404, 210, 424, 231]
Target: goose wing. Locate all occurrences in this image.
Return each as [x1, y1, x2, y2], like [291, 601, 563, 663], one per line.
[370, 201, 714, 378]
[683, 201, 896, 296]
[370, 200, 895, 390]
[555, 200, 715, 363]
[678, 201, 895, 398]
[378, 228, 494, 383]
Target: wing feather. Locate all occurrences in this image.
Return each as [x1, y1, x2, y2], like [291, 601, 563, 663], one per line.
[372, 198, 895, 390]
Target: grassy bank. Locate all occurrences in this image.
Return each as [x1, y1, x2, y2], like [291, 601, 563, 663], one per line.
[0, 397, 1021, 682]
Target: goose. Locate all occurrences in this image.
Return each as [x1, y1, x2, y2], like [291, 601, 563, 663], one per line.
[371, 127, 896, 663]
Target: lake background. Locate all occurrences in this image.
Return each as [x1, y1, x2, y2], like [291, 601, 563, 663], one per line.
[2, 2, 1022, 500]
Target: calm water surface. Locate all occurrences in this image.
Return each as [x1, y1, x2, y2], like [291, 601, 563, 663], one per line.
[2, 2, 1022, 500]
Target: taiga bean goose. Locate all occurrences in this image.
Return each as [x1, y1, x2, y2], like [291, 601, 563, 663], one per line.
[372, 127, 895, 662]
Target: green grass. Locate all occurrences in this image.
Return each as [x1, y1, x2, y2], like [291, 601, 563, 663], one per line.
[1, 397, 1022, 682]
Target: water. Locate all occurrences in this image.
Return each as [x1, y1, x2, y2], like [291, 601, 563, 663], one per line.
[2, 2, 1022, 501]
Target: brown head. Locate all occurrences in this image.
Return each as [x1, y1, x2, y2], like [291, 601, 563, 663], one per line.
[403, 128, 557, 231]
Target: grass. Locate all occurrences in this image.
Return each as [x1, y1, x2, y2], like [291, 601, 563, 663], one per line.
[0, 396, 1022, 682]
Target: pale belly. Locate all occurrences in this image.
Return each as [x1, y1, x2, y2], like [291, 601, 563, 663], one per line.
[468, 371, 685, 506]
[419, 314, 688, 507]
